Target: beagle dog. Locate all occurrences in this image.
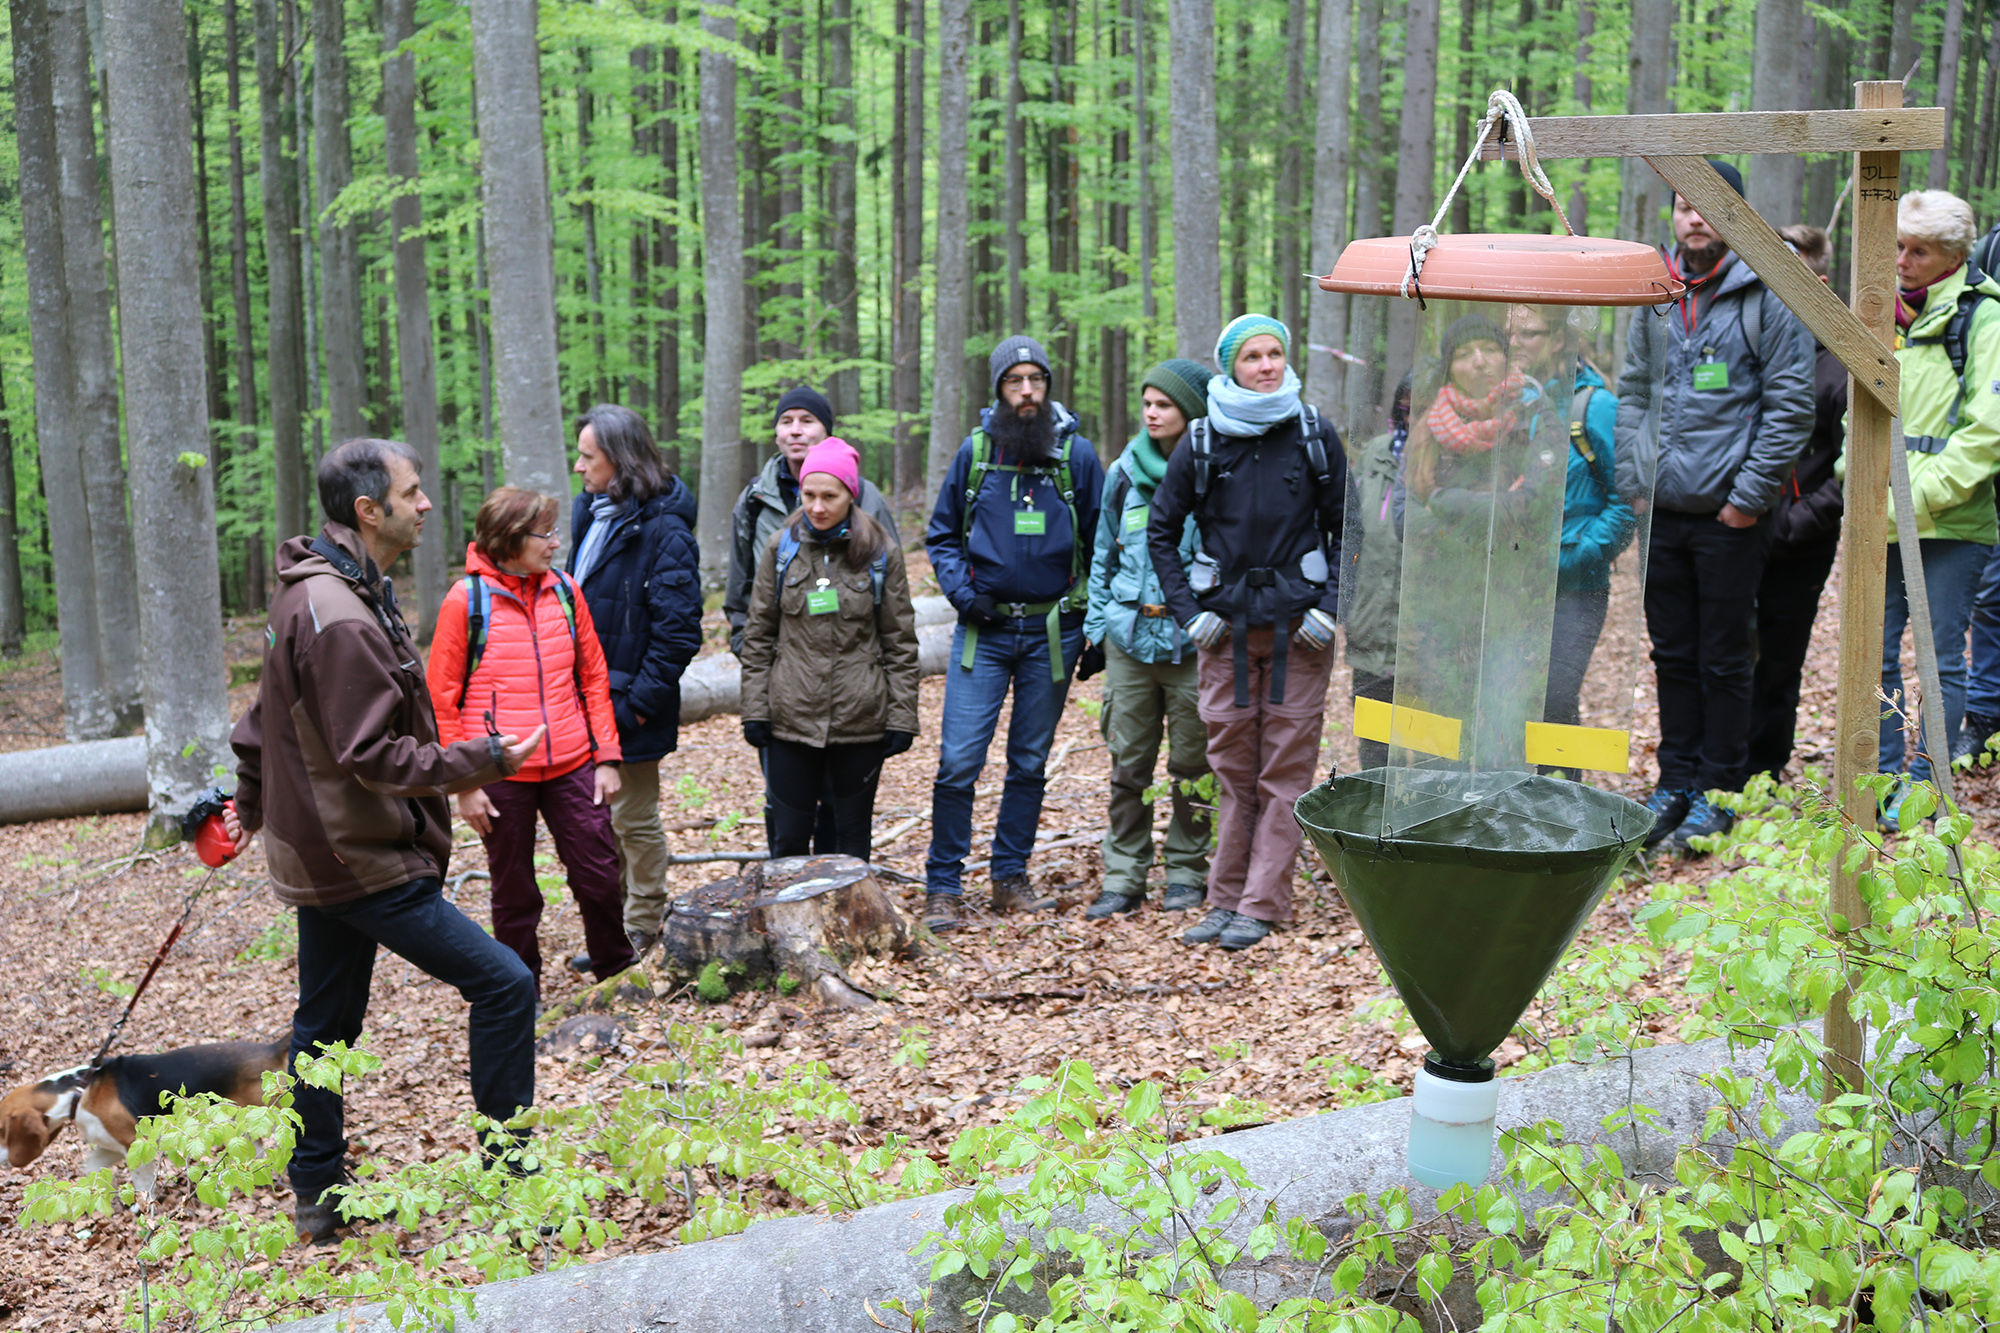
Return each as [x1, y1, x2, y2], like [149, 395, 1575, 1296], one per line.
[1, 1040, 288, 1198]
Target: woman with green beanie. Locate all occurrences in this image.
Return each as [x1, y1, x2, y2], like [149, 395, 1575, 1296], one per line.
[1082, 360, 1216, 919]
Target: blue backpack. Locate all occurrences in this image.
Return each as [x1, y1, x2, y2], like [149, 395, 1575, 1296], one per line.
[774, 526, 887, 606]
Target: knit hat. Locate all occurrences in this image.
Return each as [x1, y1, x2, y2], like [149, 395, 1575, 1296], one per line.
[1215, 314, 1291, 382]
[1140, 358, 1211, 424]
[798, 437, 861, 499]
[1706, 160, 1746, 198]
[773, 385, 835, 433]
[989, 334, 1053, 399]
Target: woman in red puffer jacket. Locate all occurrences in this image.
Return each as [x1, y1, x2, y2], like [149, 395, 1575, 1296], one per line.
[428, 487, 634, 991]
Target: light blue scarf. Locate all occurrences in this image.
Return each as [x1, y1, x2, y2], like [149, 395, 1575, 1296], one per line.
[572, 494, 626, 586]
[1206, 366, 1303, 437]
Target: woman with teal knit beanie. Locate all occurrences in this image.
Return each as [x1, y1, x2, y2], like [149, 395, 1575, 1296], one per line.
[1082, 359, 1216, 921]
[1145, 314, 1346, 950]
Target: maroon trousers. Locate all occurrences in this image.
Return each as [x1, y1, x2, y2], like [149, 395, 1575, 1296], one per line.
[1197, 625, 1335, 925]
[481, 762, 635, 990]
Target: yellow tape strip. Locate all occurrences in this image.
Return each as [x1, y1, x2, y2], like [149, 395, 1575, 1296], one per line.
[1354, 696, 1463, 760]
[1523, 721, 1631, 774]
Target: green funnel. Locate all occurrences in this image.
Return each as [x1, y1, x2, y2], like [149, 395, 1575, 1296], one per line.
[1295, 768, 1652, 1067]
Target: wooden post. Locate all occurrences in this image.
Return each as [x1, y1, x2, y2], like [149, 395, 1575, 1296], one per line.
[1824, 80, 1902, 1100]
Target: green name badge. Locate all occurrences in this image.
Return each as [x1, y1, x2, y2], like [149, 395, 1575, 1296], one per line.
[1014, 509, 1047, 535]
[807, 586, 840, 615]
[1692, 362, 1730, 391]
[1124, 506, 1148, 532]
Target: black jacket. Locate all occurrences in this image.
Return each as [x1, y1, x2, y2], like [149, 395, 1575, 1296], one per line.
[1147, 413, 1346, 627]
[1766, 343, 1847, 561]
[566, 480, 703, 762]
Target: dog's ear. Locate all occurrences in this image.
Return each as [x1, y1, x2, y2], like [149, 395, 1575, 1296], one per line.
[1, 1092, 55, 1168]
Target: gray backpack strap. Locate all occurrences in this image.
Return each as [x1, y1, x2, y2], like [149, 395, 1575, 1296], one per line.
[1740, 287, 1763, 371]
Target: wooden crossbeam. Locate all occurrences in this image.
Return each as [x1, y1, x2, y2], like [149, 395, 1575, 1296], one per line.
[1477, 107, 1946, 160]
[1642, 154, 1899, 415]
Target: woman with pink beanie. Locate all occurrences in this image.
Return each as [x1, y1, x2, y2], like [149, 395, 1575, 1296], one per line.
[738, 438, 921, 858]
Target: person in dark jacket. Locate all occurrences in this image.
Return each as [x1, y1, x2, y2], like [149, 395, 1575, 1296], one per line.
[1617, 161, 1816, 854]
[1148, 314, 1345, 951]
[921, 334, 1105, 933]
[1748, 226, 1846, 781]
[225, 439, 545, 1244]
[1340, 375, 1410, 773]
[740, 439, 921, 858]
[567, 405, 703, 959]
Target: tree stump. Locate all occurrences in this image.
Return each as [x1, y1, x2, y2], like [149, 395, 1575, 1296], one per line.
[658, 855, 913, 1009]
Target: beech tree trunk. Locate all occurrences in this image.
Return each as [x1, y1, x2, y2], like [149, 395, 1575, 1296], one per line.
[101, 0, 233, 827]
[656, 42, 682, 458]
[1343, 0, 1383, 416]
[823, 0, 860, 420]
[315, 0, 366, 442]
[893, 0, 926, 494]
[0, 371, 22, 656]
[1304, 0, 1352, 416]
[1749, 0, 1805, 226]
[224, 0, 263, 608]
[696, 2, 745, 580]
[1615, 0, 1673, 373]
[1383, 0, 1440, 421]
[12, 0, 116, 739]
[470, 0, 570, 532]
[384, 0, 444, 637]
[1003, 0, 1026, 332]
[928, 0, 972, 496]
[1929, 0, 1967, 189]
[52, 0, 143, 729]
[1166, 0, 1222, 365]
[254, 0, 308, 541]
[1277, 0, 1306, 344]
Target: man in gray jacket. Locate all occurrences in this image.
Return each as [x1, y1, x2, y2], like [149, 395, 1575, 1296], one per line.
[724, 386, 900, 852]
[1617, 161, 1815, 854]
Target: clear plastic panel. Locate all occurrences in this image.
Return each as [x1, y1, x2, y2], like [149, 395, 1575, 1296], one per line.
[1338, 299, 1666, 839]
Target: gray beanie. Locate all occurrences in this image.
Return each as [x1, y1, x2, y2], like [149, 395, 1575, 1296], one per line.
[989, 335, 1053, 399]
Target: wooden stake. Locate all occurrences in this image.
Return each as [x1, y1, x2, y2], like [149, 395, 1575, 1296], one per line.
[1824, 80, 1901, 1101]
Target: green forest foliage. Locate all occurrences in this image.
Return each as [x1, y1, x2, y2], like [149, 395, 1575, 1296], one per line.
[1, 0, 1995, 630]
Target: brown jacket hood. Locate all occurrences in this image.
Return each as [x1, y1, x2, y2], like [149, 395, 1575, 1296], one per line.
[232, 524, 504, 908]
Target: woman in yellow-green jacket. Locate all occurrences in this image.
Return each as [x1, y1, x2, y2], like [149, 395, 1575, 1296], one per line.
[1879, 190, 2000, 828]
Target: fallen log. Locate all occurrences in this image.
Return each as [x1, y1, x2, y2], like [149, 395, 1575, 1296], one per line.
[658, 854, 914, 1009]
[0, 598, 968, 826]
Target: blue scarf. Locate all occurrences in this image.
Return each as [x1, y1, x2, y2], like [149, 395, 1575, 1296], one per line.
[1206, 366, 1303, 437]
[572, 494, 626, 586]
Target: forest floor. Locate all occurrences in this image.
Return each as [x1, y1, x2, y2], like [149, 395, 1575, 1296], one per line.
[0, 533, 1984, 1330]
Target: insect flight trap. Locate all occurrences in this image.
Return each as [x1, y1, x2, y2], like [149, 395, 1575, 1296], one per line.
[1296, 93, 1679, 1190]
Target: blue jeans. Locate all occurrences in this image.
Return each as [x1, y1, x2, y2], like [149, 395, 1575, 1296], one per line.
[1880, 538, 1991, 783]
[290, 876, 538, 1198]
[1964, 541, 2000, 718]
[925, 617, 1084, 895]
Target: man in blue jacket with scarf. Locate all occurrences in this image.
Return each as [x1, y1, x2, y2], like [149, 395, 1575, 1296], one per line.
[922, 335, 1105, 933]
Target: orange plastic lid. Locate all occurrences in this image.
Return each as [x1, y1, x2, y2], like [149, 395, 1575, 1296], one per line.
[1317, 233, 1684, 306]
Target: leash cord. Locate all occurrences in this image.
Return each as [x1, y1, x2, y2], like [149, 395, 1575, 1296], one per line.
[86, 865, 219, 1078]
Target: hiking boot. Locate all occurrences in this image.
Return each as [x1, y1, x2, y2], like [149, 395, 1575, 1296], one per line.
[1879, 778, 1914, 834]
[990, 873, 1056, 914]
[1084, 889, 1144, 920]
[1641, 787, 1693, 849]
[1181, 907, 1235, 946]
[1161, 883, 1206, 913]
[923, 892, 962, 933]
[1217, 915, 1274, 951]
[1955, 710, 2000, 766]
[293, 1199, 346, 1246]
[626, 929, 659, 961]
[567, 952, 594, 975]
[1668, 794, 1733, 857]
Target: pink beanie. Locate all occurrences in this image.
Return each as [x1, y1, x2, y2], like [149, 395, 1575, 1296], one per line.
[799, 437, 862, 499]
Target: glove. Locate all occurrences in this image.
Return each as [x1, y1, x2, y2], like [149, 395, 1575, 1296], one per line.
[880, 730, 915, 758]
[1294, 607, 1338, 652]
[1075, 640, 1107, 681]
[965, 594, 1005, 625]
[742, 719, 773, 748]
[1184, 611, 1229, 650]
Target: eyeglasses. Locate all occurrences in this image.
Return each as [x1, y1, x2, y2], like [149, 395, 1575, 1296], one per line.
[1000, 372, 1048, 390]
[526, 530, 558, 543]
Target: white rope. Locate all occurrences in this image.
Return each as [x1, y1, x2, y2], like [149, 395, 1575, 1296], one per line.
[1400, 88, 1578, 300]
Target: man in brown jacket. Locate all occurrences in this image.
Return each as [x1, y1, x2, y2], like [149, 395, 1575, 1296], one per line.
[225, 438, 545, 1244]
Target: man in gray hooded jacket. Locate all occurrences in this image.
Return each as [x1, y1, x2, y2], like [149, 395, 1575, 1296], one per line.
[1616, 161, 1815, 854]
